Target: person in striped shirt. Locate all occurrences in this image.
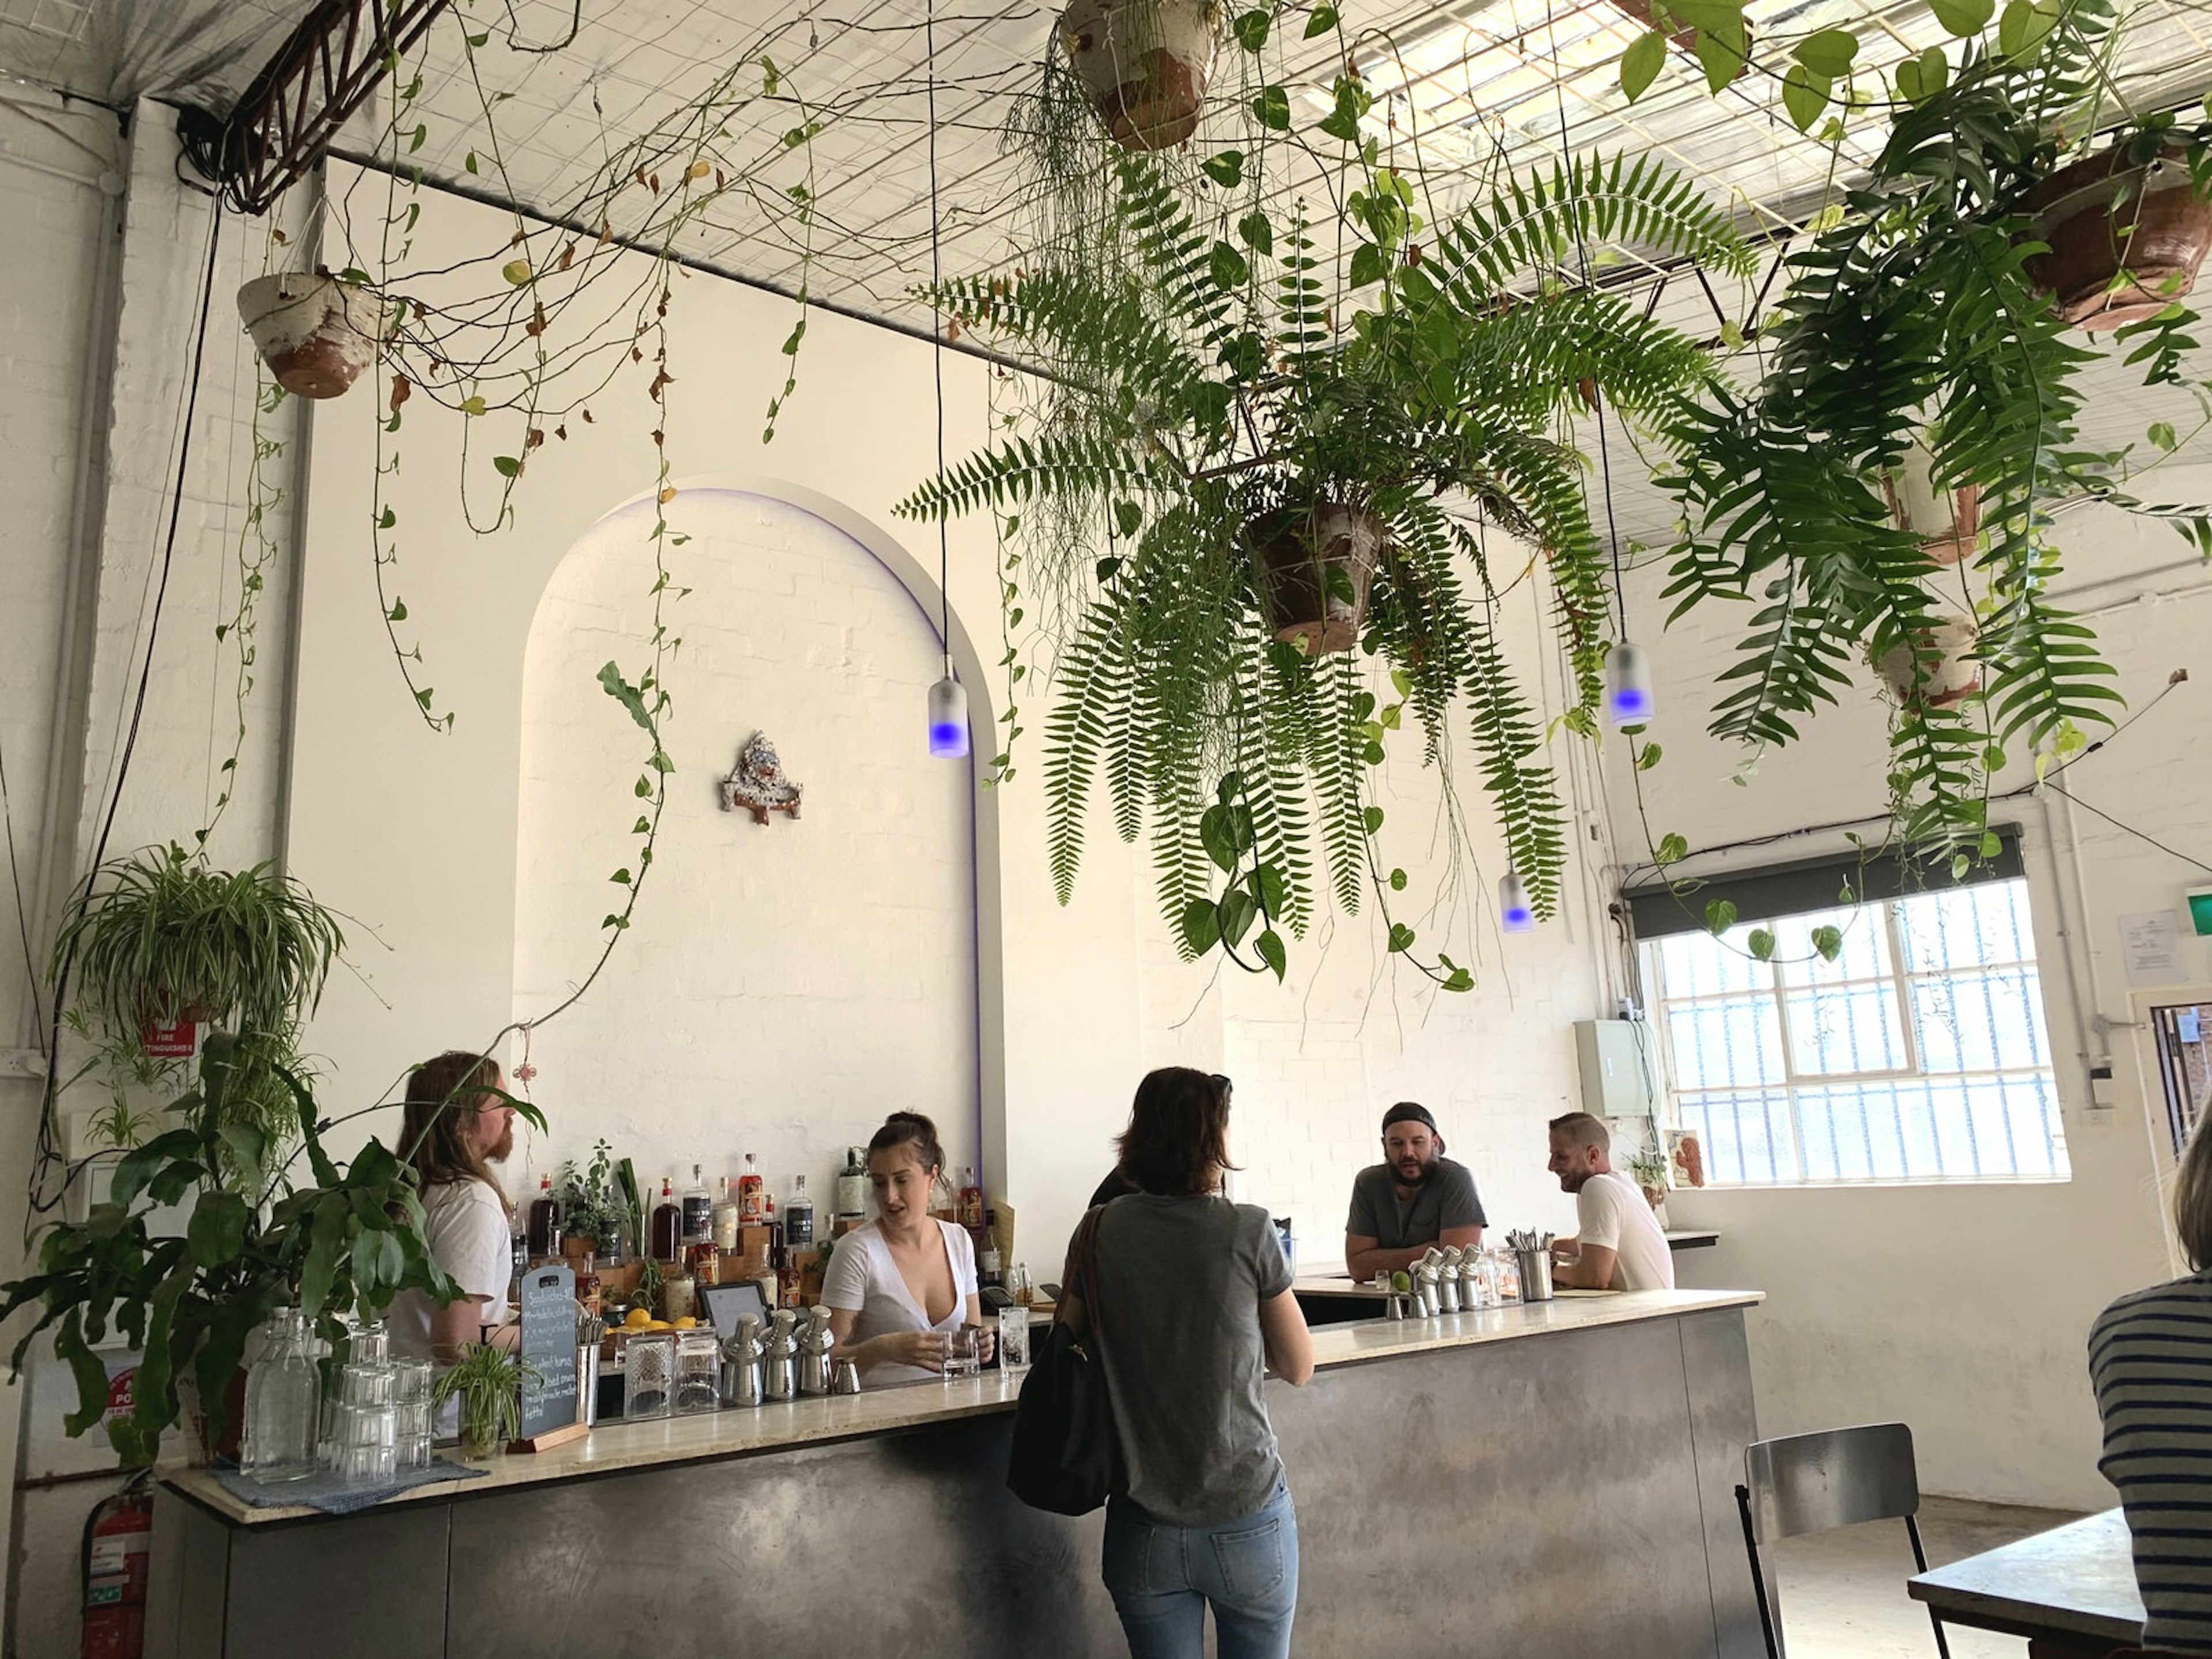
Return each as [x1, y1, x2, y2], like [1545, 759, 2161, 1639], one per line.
[2090, 1097, 2212, 1654]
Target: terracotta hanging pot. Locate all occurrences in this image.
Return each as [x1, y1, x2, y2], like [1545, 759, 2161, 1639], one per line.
[1874, 614, 1980, 709]
[237, 272, 381, 398]
[2020, 145, 2212, 332]
[1882, 446, 1979, 567]
[1247, 501, 1385, 655]
[1059, 0, 1222, 153]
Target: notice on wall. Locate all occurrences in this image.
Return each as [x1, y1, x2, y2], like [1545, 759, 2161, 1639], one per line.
[2120, 910, 2195, 987]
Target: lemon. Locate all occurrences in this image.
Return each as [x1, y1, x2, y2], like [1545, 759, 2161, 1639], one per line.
[645, 1320, 672, 1331]
[672, 1317, 696, 1329]
[623, 1308, 652, 1330]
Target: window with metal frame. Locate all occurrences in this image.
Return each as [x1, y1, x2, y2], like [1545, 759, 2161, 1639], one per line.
[1639, 877, 2068, 1185]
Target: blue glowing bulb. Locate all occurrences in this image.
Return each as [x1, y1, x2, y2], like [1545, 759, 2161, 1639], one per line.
[1603, 641, 1654, 730]
[926, 675, 969, 759]
[1499, 870, 1536, 934]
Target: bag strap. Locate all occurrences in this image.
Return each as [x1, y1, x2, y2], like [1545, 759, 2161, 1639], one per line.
[1067, 1205, 1109, 1347]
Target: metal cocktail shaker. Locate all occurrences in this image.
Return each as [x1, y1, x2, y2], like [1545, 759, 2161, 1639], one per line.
[1414, 1262, 1442, 1317]
[762, 1309, 799, 1402]
[797, 1306, 835, 1397]
[1435, 1247, 1464, 1313]
[832, 1358, 862, 1395]
[722, 1314, 765, 1406]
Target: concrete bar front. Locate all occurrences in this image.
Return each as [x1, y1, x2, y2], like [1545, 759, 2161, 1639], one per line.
[150, 1289, 1763, 1658]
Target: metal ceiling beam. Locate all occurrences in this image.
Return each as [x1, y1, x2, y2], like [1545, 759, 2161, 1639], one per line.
[177, 0, 454, 214]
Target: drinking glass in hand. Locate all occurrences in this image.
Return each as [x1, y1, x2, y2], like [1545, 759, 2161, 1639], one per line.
[998, 1306, 1032, 1376]
[942, 1323, 981, 1382]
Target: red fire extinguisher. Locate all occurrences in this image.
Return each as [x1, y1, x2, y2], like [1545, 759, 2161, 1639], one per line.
[81, 1471, 153, 1659]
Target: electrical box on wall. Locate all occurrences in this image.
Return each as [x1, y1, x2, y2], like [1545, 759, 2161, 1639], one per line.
[1574, 1018, 1657, 1119]
[2187, 888, 2212, 938]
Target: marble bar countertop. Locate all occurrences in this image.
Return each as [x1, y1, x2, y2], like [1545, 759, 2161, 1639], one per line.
[162, 1287, 1759, 1528]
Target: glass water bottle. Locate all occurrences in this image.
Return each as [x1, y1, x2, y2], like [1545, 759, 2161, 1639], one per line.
[241, 1310, 321, 1484]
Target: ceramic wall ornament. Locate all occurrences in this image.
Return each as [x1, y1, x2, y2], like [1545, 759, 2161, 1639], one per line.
[718, 734, 804, 824]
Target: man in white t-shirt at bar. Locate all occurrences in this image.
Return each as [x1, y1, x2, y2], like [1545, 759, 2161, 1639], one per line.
[1544, 1111, 1674, 1292]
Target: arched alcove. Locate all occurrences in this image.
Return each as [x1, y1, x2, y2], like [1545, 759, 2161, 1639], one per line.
[509, 484, 999, 1203]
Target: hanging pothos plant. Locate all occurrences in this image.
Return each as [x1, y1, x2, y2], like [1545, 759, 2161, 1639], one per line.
[1639, 0, 2212, 908]
[900, 101, 1749, 983]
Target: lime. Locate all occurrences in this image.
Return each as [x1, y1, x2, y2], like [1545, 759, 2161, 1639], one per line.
[1391, 1270, 1413, 1293]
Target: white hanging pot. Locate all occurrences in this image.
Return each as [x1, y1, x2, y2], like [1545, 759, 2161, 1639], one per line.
[1883, 446, 1979, 567]
[236, 272, 381, 399]
[1059, 0, 1222, 152]
[1874, 614, 1980, 709]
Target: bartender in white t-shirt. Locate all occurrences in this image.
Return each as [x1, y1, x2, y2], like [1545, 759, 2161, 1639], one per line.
[386, 1050, 520, 1362]
[1544, 1111, 1675, 1292]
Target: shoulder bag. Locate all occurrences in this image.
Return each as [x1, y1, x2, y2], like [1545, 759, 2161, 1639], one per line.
[1005, 1205, 1122, 1514]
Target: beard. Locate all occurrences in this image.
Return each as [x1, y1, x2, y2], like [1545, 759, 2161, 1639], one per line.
[486, 1122, 514, 1163]
[1393, 1153, 1440, 1188]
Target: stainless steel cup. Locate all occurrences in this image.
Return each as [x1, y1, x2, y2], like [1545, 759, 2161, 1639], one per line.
[832, 1358, 862, 1395]
[1516, 1247, 1555, 1302]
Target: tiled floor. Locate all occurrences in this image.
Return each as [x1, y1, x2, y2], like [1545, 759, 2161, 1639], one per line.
[1770, 1495, 2088, 1658]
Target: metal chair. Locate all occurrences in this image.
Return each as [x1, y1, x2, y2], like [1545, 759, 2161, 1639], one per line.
[1735, 1422, 1952, 1659]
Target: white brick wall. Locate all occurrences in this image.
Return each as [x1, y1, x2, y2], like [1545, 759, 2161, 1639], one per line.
[510, 489, 980, 1212]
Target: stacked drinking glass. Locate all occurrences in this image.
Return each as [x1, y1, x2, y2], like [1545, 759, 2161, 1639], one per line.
[394, 1358, 434, 1470]
[328, 1322, 399, 1486]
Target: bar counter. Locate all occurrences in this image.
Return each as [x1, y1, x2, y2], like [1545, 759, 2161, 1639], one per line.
[150, 1288, 1764, 1657]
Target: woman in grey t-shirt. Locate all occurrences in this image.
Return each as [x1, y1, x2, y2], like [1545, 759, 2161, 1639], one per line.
[1060, 1069, 1315, 1659]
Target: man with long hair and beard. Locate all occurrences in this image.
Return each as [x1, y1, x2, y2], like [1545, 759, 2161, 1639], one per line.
[386, 1050, 521, 1363]
[1343, 1103, 1487, 1282]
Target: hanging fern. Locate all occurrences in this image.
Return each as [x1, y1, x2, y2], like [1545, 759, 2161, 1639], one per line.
[903, 138, 1744, 982]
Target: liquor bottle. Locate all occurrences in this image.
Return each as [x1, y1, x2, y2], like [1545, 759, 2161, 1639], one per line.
[712, 1177, 741, 1253]
[785, 1174, 815, 1253]
[957, 1166, 984, 1230]
[738, 1153, 765, 1223]
[649, 1176, 684, 1262]
[979, 1210, 1003, 1291]
[774, 1238, 801, 1309]
[681, 1163, 713, 1246]
[526, 1175, 563, 1260]
[835, 1146, 869, 1224]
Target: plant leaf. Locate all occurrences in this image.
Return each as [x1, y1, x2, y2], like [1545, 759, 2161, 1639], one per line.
[1620, 31, 1666, 101]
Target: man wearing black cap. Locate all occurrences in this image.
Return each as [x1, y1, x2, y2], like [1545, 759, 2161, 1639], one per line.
[1343, 1102, 1488, 1281]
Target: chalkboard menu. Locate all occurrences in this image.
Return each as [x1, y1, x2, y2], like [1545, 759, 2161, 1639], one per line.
[517, 1264, 579, 1441]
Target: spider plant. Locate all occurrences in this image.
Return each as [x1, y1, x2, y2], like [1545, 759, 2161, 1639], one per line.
[435, 1342, 539, 1459]
[50, 844, 345, 1183]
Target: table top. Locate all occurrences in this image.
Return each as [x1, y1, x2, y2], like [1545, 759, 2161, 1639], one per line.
[1908, 1508, 2144, 1645]
[162, 1288, 1759, 1527]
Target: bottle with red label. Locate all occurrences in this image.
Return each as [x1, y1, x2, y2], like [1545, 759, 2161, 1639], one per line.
[738, 1153, 765, 1223]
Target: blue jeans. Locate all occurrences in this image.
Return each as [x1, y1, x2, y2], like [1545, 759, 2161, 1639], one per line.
[1101, 1478, 1299, 1659]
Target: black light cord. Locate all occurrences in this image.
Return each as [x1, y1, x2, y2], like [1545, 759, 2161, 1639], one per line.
[925, 0, 952, 674]
[1541, 7, 1631, 624]
[31, 195, 225, 1218]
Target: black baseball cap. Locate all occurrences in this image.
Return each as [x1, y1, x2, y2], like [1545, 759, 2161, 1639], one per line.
[1381, 1101, 1438, 1134]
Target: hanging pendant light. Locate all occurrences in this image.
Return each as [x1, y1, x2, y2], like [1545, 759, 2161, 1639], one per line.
[1499, 870, 1535, 933]
[927, 666, 969, 758]
[1603, 641, 1654, 729]
[919, 0, 964, 762]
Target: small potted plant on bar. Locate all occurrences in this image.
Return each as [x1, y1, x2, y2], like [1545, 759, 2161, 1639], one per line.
[435, 1343, 537, 1460]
